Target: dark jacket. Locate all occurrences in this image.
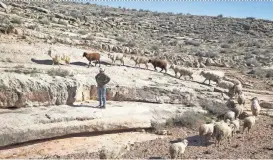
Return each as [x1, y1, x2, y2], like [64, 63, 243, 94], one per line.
[95, 72, 111, 88]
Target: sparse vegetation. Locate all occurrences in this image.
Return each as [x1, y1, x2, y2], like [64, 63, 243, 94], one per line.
[39, 18, 50, 25]
[47, 68, 72, 77]
[166, 111, 207, 129]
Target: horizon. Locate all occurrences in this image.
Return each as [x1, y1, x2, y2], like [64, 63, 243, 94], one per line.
[89, 1, 273, 21]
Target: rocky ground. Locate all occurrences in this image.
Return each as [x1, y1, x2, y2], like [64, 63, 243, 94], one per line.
[0, 1, 273, 159]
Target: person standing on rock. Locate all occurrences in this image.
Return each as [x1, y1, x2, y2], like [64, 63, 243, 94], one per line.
[95, 68, 111, 109]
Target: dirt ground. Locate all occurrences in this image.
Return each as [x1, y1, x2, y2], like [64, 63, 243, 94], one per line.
[35, 115, 273, 159]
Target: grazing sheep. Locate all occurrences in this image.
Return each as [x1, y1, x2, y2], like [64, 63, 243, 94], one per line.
[99, 144, 130, 159]
[237, 92, 246, 106]
[200, 71, 224, 85]
[251, 97, 261, 116]
[61, 54, 71, 65]
[130, 56, 149, 69]
[108, 53, 125, 66]
[232, 83, 243, 98]
[199, 120, 216, 145]
[213, 121, 234, 147]
[148, 59, 167, 73]
[242, 116, 256, 135]
[224, 111, 235, 122]
[170, 64, 194, 80]
[230, 119, 240, 136]
[232, 104, 244, 120]
[83, 52, 101, 67]
[169, 139, 189, 159]
[216, 79, 235, 90]
[48, 48, 61, 65]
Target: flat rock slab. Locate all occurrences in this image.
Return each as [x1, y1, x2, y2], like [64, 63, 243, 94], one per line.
[0, 100, 206, 147]
[0, 132, 162, 159]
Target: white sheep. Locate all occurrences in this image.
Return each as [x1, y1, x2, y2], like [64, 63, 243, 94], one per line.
[242, 116, 256, 140]
[200, 70, 224, 85]
[108, 52, 126, 66]
[169, 139, 189, 159]
[251, 97, 261, 116]
[216, 79, 235, 90]
[48, 48, 71, 65]
[224, 111, 235, 122]
[213, 121, 234, 147]
[170, 64, 194, 80]
[230, 119, 240, 137]
[199, 120, 216, 145]
[130, 56, 149, 69]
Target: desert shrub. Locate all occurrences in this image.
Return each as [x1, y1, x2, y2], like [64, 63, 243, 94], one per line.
[47, 68, 72, 77]
[184, 40, 200, 46]
[115, 37, 126, 42]
[219, 49, 229, 54]
[39, 18, 50, 25]
[10, 16, 22, 24]
[27, 24, 39, 30]
[246, 17, 255, 20]
[124, 40, 136, 47]
[151, 45, 159, 51]
[166, 111, 207, 129]
[78, 30, 88, 35]
[253, 68, 273, 78]
[85, 35, 95, 41]
[246, 58, 260, 67]
[58, 19, 68, 25]
[221, 43, 231, 49]
[200, 99, 228, 116]
[217, 14, 223, 18]
[151, 121, 166, 130]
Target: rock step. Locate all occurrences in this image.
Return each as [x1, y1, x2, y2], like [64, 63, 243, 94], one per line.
[0, 100, 206, 147]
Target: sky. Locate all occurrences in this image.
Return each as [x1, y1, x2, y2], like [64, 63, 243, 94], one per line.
[89, 1, 273, 21]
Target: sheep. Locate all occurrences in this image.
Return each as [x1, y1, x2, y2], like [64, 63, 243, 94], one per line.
[237, 92, 246, 106]
[223, 111, 235, 122]
[230, 119, 240, 136]
[232, 83, 243, 98]
[199, 120, 216, 145]
[232, 104, 244, 120]
[108, 52, 125, 66]
[213, 121, 235, 147]
[61, 54, 71, 65]
[148, 58, 167, 73]
[251, 97, 261, 116]
[216, 79, 235, 90]
[170, 64, 194, 80]
[83, 52, 101, 68]
[242, 116, 256, 140]
[169, 139, 188, 159]
[48, 48, 61, 65]
[130, 56, 149, 69]
[200, 70, 224, 85]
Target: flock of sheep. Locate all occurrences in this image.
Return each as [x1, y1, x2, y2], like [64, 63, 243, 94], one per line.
[47, 48, 263, 159]
[169, 84, 262, 159]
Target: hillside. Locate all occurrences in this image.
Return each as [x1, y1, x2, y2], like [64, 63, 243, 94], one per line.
[0, 1, 272, 159]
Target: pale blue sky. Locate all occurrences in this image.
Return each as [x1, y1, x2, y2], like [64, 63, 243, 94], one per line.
[90, 1, 273, 20]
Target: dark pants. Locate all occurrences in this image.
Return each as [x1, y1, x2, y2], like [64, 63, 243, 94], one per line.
[98, 87, 106, 106]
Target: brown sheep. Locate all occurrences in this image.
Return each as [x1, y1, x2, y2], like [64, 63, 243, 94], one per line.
[148, 59, 167, 73]
[83, 52, 100, 68]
